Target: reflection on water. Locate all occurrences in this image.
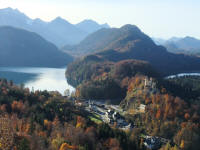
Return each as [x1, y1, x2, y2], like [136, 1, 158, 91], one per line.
[0, 67, 75, 95]
[0, 71, 38, 84]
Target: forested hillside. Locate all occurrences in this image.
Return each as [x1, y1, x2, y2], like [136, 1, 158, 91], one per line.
[66, 56, 159, 100]
[0, 26, 73, 67]
[0, 78, 141, 150]
[64, 24, 200, 76]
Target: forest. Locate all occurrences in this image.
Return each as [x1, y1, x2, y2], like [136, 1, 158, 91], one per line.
[1, 73, 200, 150]
[66, 57, 159, 100]
[0, 78, 144, 150]
[66, 56, 200, 150]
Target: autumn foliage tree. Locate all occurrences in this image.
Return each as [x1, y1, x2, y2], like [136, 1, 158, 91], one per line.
[0, 115, 14, 150]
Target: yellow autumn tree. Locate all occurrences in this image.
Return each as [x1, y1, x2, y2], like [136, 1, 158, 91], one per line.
[59, 143, 78, 150]
[51, 135, 65, 150]
[180, 140, 185, 149]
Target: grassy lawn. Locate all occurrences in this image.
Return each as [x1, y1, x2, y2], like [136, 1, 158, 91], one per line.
[89, 114, 102, 124]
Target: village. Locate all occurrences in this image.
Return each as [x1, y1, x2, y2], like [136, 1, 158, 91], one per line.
[74, 99, 132, 130]
[73, 99, 169, 149]
[68, 77, 170, 149]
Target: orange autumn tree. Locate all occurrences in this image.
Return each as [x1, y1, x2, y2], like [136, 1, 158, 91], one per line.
[59, 143, 78, 150]
[156, 109, 161, 119]
[104, 138, 121, 150]
[76, 116, 86, 128]
[0, 115, 14, 150]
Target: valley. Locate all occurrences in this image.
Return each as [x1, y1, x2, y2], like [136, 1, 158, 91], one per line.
[0, 3, 200, 150]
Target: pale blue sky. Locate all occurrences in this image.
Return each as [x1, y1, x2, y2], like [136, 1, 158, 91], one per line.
[0, 0, 200, 39]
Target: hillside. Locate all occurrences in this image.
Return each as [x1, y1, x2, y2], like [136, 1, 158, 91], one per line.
[120, 75, 200, 149]
[65, 24, 200, 76]
[0, 7, 109, 47]
[0, 78, 142, 150]
[62, 24, 152, 56]
[66, 54, 200, 150]
[66, 56, 159, 100]
[0, 26, 73, 67]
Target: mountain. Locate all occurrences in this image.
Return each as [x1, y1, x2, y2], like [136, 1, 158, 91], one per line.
[0, 26, 73, 67]
[0, 7, 109, 47]
[66, 57, 159, 100]
[165, 36, 200, 53]
[45, 17, 87, 46]
[76, 19, 110, 34]
[65, 24, 200, 76]
[0, 7, 87, 47]
[62, 24, 151, 56]
[153, 37, 182, 45]
[153, 36, 200, 54]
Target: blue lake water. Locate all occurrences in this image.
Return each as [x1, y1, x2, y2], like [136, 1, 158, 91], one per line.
[0, 67, 75, 95]
[1, 67, 199, 95]
[166, 73, 200, 79]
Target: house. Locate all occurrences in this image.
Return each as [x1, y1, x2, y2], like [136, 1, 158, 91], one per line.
[104, 109, 133, 130]
[75, 100, 85, 107]
[139, 104, 146, 113]
[120, 123, 133, 130]
[144, 136, 161, 149]
[144, 77, 156, 89]
[104, 109, 115, 124]
[64, 89, 70, 97]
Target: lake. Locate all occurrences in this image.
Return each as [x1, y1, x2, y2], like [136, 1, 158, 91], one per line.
[0, 67, 75, 95]
[166, 73, 200, 79]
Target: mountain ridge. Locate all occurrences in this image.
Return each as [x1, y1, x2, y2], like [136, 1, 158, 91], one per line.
[65, 24, 200, 76]
[0, 7, 110, 47]
[76, 19, 110, 34]
[0, 26, 73, 67]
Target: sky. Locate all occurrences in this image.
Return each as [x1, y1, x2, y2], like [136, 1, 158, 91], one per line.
[0, 0, 200, 39]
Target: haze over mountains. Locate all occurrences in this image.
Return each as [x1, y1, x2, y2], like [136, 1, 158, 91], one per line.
[0, 7, 110, 47]
[0, 26, 73, 67]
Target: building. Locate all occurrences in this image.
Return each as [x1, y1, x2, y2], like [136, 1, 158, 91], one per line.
[143, 136, 161, 149]
[74, 100, 86, 107]
[144, 77, 156, 89]
[104, 109, 132, 130]
[139, 104, 146, 113]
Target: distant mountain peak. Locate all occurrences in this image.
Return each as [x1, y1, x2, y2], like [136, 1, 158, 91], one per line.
[102, 23, 110, 28]
[81, 19, 98, 23]
[183, 36, 198, 40]
[0, 7, 22, 14]
[52, 16, 61, 21]
[0, 7, 29, 21]
[1, 7, 13, 11]
[78, 19, 110, 28]
[34, 18, 43, 22]
[120, 24, 141, 32]
[76, 19, 110, 33]
[0, 7, 111, 47]
[51, 17, 70, 24]
[54, 16, 64, 20]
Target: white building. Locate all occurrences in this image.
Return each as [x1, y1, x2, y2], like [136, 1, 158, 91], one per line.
[139, 104, 146, 113]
